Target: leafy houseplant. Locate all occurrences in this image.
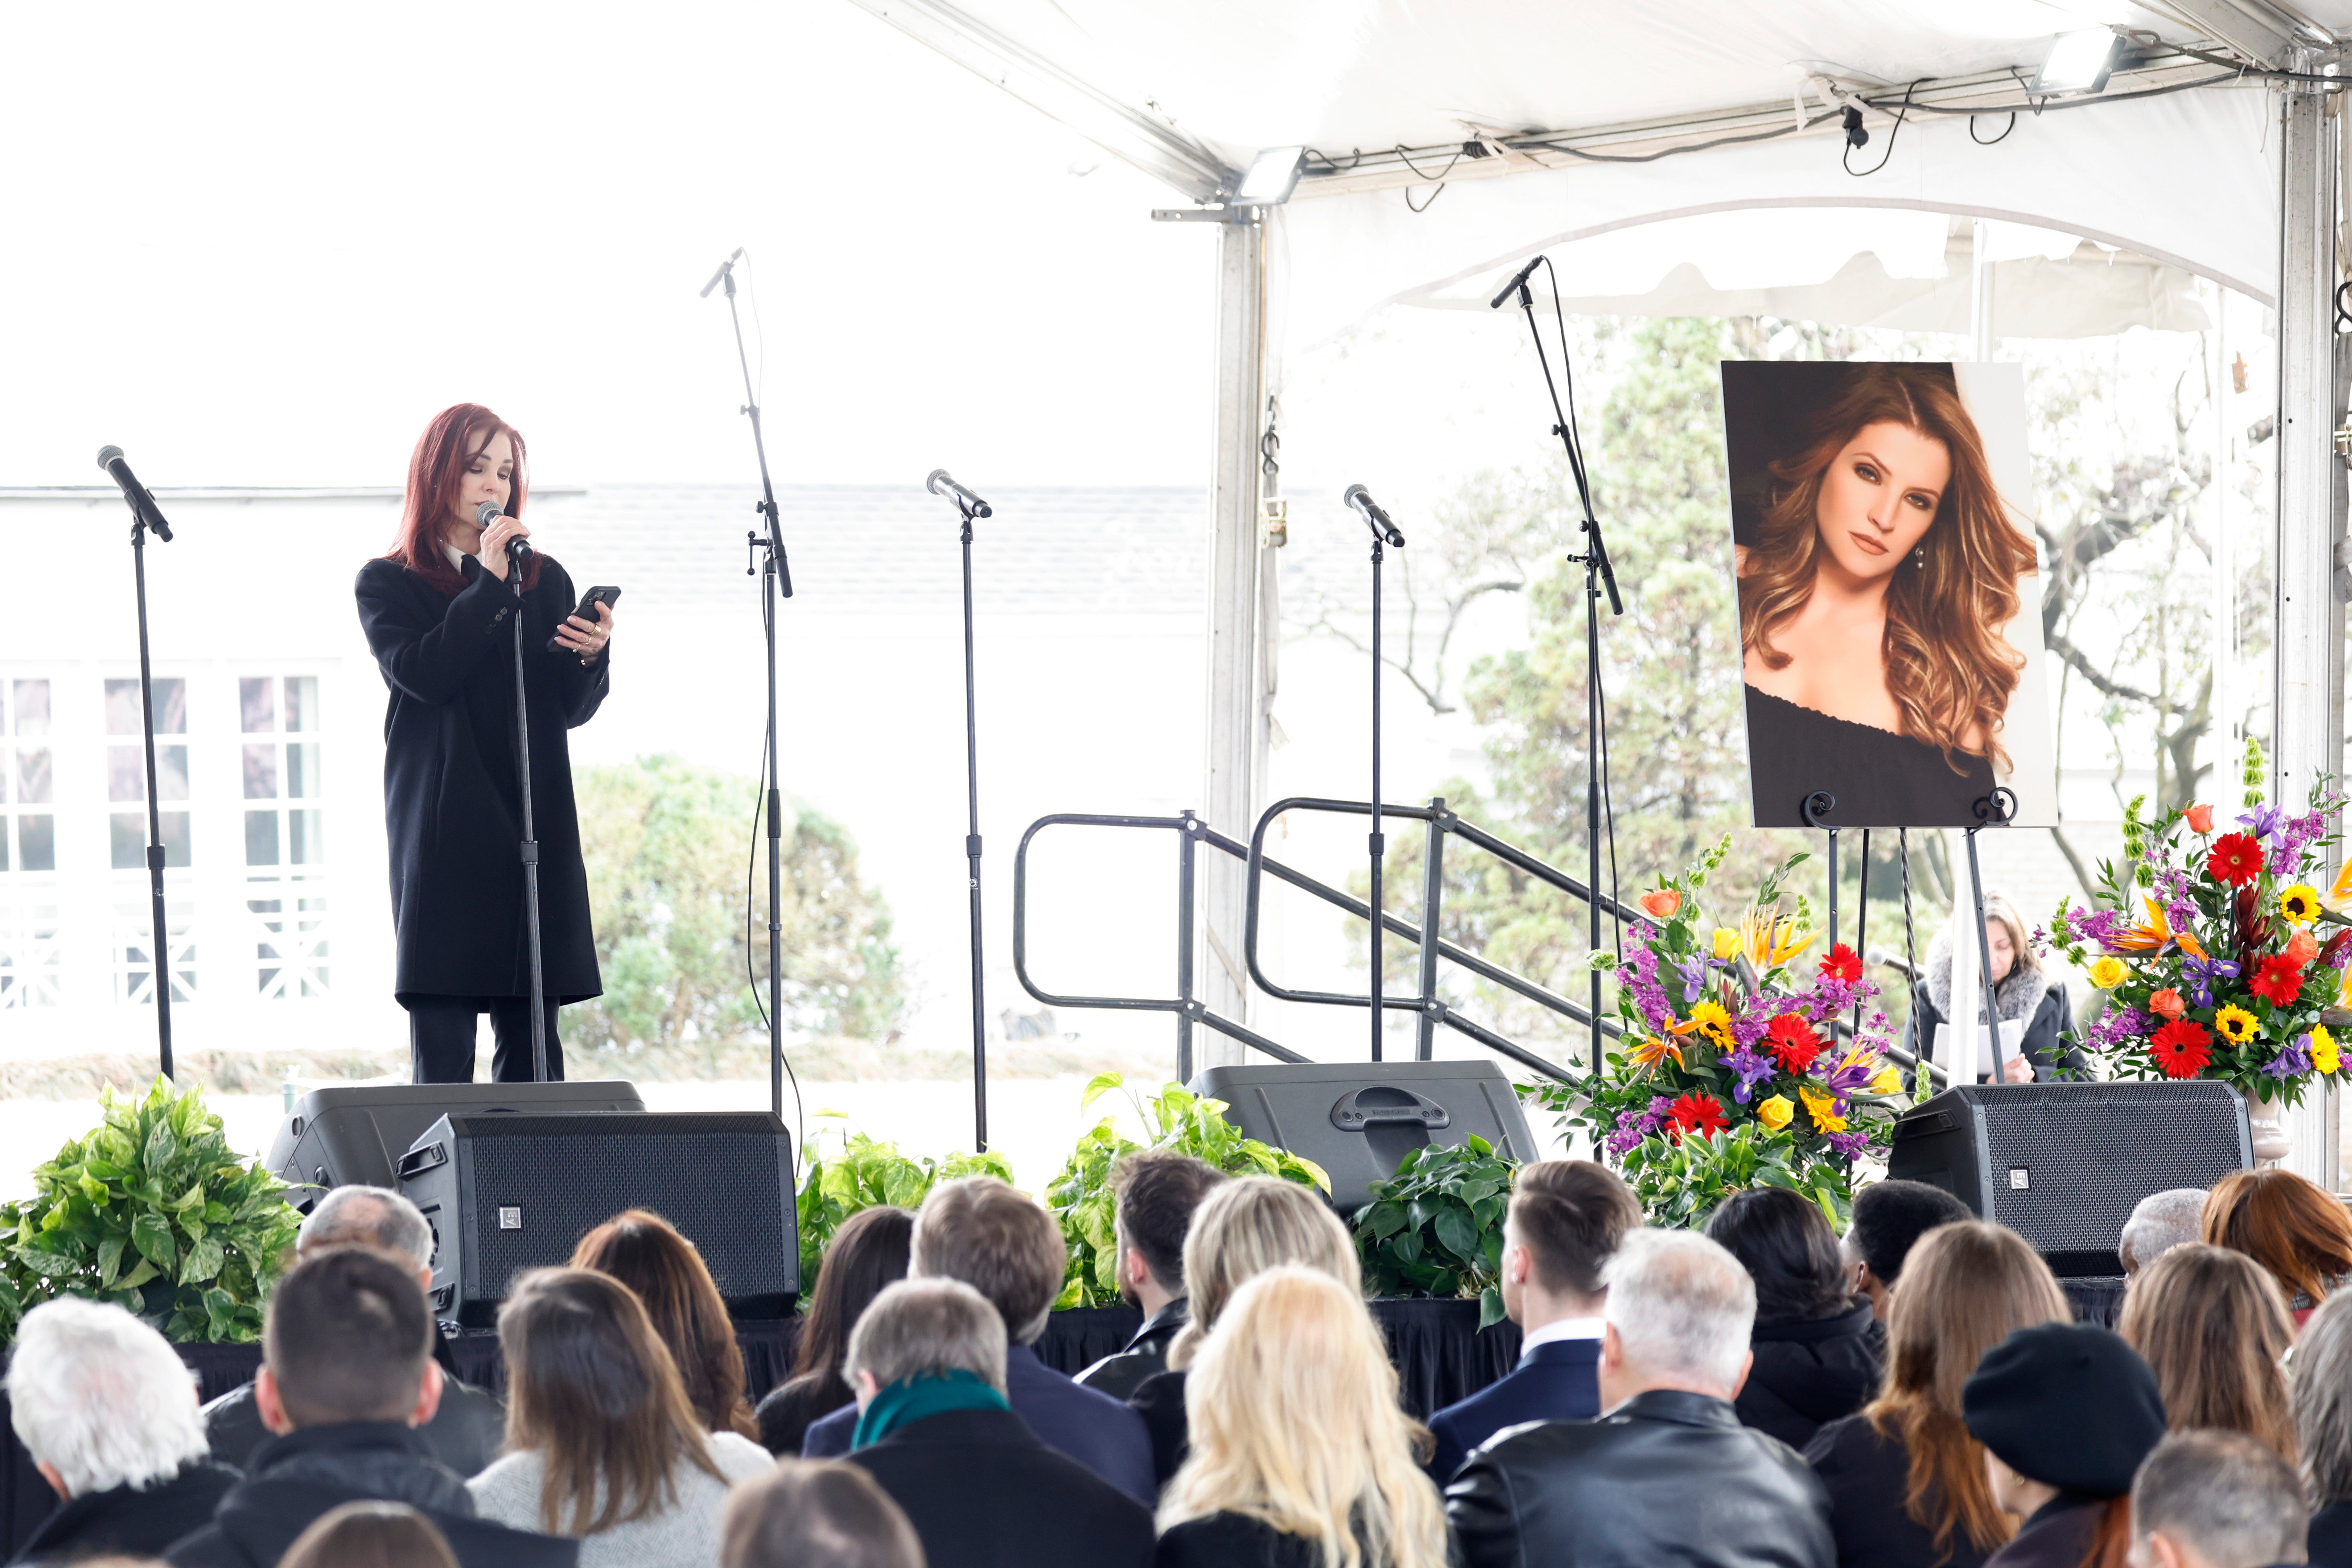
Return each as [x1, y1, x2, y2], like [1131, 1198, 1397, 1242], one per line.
[1352, 1136, 1518, 1328]
[0, 1078, 301, 1343]
[794, 1120, 1012, 1297]
[1048, 1076, 1330, 1309]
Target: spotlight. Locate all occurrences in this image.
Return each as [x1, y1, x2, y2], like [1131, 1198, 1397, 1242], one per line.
[1236, 146, 1306, 207]
[2032, 29, 2119, 94]
[1841, 106, 1868, 148]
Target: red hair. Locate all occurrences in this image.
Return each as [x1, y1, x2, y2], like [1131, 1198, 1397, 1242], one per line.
[385, 403, 542, 594]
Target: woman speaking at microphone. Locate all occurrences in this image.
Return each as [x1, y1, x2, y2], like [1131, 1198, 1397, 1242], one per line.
[355, 403, 615, 1082]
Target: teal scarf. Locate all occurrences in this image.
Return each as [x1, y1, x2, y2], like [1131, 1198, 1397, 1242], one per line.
[851, 1370, 1010, 1450]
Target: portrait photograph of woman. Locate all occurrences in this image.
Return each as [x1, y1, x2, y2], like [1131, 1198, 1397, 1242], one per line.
[1722, 360, 2056, 829]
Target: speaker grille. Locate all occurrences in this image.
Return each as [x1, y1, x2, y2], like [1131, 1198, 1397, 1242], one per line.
[1977, 1083, 2247, 1256]
[457, 1113, 791, 1303]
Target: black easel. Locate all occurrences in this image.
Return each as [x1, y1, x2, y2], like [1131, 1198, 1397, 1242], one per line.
[1803, 792, 1840, 957]
[930, 473, 995, 1152]
[119, 483, 176, 1081]
[703, 249, 795, 1123]
[504, 548, 549, 1082]
[1501, 260, 1622, 1073]
[1965, 788, 2019, 1080]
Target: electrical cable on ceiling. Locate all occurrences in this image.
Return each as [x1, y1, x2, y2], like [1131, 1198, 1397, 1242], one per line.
[1845, 80, 1916, 175]
[1969, 112, 2018, 144]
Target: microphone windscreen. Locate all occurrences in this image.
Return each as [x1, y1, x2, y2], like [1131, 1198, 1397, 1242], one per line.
[476, 501, 504, 528]
[97, 445, 124, 470]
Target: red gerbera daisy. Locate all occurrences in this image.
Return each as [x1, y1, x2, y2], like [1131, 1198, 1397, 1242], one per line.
[1819, 943, 1862, 984]
[2147, 1019, 2213, 1080]
[2249, 954, 2308, 1008]
[1665, 1092, 1728, 1142]
[2207, 833, 2264, 887]
[1763, 1012, 1823, 1074]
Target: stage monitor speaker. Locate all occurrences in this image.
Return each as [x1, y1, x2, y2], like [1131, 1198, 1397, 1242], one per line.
[1189, 1060, 1539, 1214]
[1887, 1081, 2250, 1276]
[266, 1082, 647, 1203]
[397, 1111, 797, 1325]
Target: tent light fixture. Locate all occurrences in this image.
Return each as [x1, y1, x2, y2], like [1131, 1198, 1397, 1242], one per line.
[1841, 106, 1868, 148]
[2031, 30, 2119, 95]
[1236, 145, 1306, 206]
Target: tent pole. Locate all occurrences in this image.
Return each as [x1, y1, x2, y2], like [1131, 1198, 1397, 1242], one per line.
[1199, 213, 1267, 1076]
[2272, 68, 2343, 1190]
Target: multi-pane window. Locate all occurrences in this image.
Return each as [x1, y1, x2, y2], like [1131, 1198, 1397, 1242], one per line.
[0, 679, 59, 1007]
[243, 675, 328, 998]
[105, 677, 190, 869]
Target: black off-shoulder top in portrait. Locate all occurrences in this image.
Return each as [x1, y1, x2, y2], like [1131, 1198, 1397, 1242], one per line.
[1744, 686, 1998, 828]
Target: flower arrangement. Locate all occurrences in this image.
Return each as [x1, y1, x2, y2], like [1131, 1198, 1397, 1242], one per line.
[2049, 756, 2349, 1109]
[1523, 836, 1907, 1227]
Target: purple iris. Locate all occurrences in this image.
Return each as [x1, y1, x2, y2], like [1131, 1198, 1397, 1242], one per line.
[1823, 1053, 1879, 1096]
[2241, 803, 2285, 842]
[1672, 956, 1712, 1004]
[2181, 953, 2241, 1009]
[1718, 1047, 1776, 1104]
[1827, 1131, 1872, 1161]
[2264, 1035, 2313, 1081]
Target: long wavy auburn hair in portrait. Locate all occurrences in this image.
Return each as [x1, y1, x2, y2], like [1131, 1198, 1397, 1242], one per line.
[1864, 1221, 2070, 1562]
[383, 401, 544, 596]
[2120, 1243, 2297, 1462]
[1161, 1268, 1449, 1568]
[1740, 364, 2036, 772]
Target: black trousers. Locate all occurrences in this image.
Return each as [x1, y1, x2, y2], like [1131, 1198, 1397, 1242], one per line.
[406, 995, 565, 1083]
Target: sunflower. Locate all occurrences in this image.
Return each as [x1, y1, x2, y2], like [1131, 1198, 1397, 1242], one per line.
[1685, 999, 1736, 1050]
[2215, 1004, 2260, 1045]
[2281, 885, 2322, 926]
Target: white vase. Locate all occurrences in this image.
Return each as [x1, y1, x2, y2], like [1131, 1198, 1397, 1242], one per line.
[2244, 1088, 2294, 1166]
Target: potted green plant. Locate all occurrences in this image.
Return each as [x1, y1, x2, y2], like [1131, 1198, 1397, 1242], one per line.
[1352, 1136, 1519, 1327]
[794, 1117, 1012, 1296]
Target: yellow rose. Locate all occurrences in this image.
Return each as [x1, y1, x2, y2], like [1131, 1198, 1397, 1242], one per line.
[1711, 927, 1740, 961]
[1755, 1095, 1794, 1131]
[2315, 1026, 2340, 1076]
[1868, 1066, 1904, 1096]
[2088, 956, 2128, 990]
[1800, 1086, 1847, 1134]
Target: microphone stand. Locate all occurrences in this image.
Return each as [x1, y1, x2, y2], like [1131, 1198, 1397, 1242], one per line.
[706, 252, 795, 1124]
[122, 494, 176, 1081]
[955, 494, 989, 1152]
[506, 543, 549, 1082]
[1360, 510, 1396, 1062]
[1507, 264, 1623, 1075]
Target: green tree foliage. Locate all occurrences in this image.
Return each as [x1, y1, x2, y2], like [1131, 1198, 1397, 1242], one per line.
[571, 756, 907, 1072]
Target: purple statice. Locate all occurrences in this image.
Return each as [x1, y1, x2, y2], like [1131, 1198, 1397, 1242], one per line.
[2085, 1006, 2152, 1052]
[2071, 908, 2125, 946]
[2271, 810, 2329, 875]
[1730, 1008, 1770, 1049]
[1718, 1047, 1776, 1104]
[1603, 1126, 1644, 1156]
[1827, 1131, 1872, 1161]
[2166, 898, 2199, 930]
[2264, 1035, 2314, 1081]
[1620, 948, 1674, 1031]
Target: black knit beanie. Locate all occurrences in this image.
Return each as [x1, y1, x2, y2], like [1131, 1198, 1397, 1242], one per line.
[1961, 1323, 2167, 1496]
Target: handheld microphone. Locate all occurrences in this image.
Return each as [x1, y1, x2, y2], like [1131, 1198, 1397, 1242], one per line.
[477, 500, 533, 564]
[95, 446, 173, 541]
[700, 247, 745, 299]
[1343, 484, 1405, 547]
[926, 470, 993, 518]
[1488, 255, 1544, 310]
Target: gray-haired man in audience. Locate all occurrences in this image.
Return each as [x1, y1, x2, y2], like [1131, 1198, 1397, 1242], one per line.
[203, 1186, 505, 1474]
[2120, 1189, 2208, 1281]
[2129, 1429, 2308, 1568]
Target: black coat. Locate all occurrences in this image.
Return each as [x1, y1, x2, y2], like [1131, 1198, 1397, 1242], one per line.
[1129, 1368, 1189, 1488]
[203, 1358, 506, 1479]
[754, 1371, 849, 1459]
[844, 1407, 1155, 1568]
[1899, 938, 2082, 1084]
[1803, 1412, 1994, 1568]
[1157, 1513, 1359, 1568]
[2311, 1499, 2352, 1566]
[1985, 1498, 2106, 1568]
[355, 556, 608, 1002]
[1077, 1299, 1188, 1403]
[1737, 1302, 1885, 1453]
[1447, 1388, 1835, 1568]
[9, 1461, 239, 1565]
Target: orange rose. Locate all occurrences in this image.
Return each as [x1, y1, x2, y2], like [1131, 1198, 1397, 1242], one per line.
[2185, 803, 2215, 834]
[1639, 888, 1682, 920]
[2148, 988, 2186, 1021]
[2287, 928, 2321, 967]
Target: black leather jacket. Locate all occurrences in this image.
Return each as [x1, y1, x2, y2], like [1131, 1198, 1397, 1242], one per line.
[1446, 1388, 1836, 1568]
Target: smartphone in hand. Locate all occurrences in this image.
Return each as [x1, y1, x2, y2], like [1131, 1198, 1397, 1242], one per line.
[548, 585, 622, 654]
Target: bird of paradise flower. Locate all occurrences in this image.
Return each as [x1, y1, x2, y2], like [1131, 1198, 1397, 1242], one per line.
[1738, 905, 1814, 973]
[2105, 896, 2207, 961]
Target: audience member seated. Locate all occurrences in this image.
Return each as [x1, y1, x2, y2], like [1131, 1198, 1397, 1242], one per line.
[280, 1502, 459, 1568]
[840, 1278, 1153, 1568]
[1708, 1187, 1884, 1452]
[2130, 1430, 2310, 1568]
[2296, 1291, 2352, 1566]
[2119, 1245, 2296, 1460]
[165, 1247, 576, 1568]
[467, 1268, 773, 1568]
[722, 1459, 925, 1568]
[204, 1187, 506, 1476]
[571, 1210, 759, 1440]
[2121, 1190, 2208, 1280]
[1804, 1221, 2071, 1568]
[1959, 1325, 2167, 1568]
[1424, 1159, 1640, 1479]
[755, 1208, 913, 1457]
[1842, 1181, 1973, 1322]
[2203, 1167, 2352, 1327]
[6, 1298, 239, 1562]
[803, 1177, 1155, 1504]
[1448, 1229, 1835, 1568]
[1157, 1267, 1449, 1568]
[1128, 1175, 1360, 1488]
[1076, 1150, 1226, 1400]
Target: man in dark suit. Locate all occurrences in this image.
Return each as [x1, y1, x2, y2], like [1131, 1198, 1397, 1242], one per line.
[841, 1278, 1154, 1568]
[1425, 1159, 1641, 1479]
[1446, 1230, 1835, 1568]
[803, 1177, 1156, 1504]
[1075, 1150, 1225, 1400]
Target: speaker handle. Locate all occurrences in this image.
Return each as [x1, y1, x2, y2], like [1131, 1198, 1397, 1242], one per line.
[397, 1142, 449, 1180]
[1329, 1087, 1452, 1131]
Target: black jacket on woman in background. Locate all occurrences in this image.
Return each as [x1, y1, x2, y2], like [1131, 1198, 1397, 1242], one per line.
[1983, 1498, 2105, 1568]
[1899, 933, 2081, 1085]
[1157, 1513, 1360, 1568]
[354, 555, 609, 1006]
[1804, 1412, 1994, 1568]
[1738, 1300, 1886, 1453]
[2311, 1500, 2352, 1567]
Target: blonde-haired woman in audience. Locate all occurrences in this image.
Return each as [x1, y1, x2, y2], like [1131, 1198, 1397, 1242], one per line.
[1157, 1268, 1448, 1568]
[2119, 1243, 2296, 1461]
[1804, 1220, 2070, 1568]
[1129, 1176, 1359, 1485]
